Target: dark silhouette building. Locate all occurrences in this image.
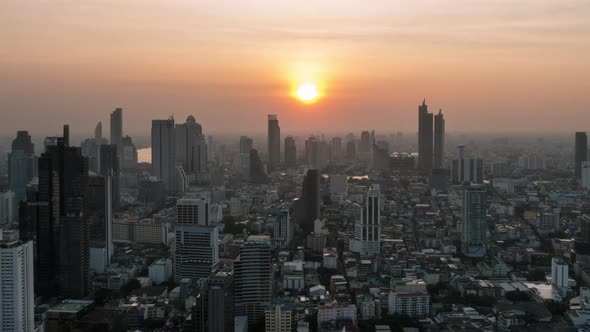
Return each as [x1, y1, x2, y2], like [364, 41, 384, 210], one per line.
[418, 99, 433, 171]
[575, 132, 588, 179]
[346, 140, 356, 160]
[8, 131, 36, 201]
[434, 109, 445, 169]
[267, 114, 280, 171]
[284, 136, 296, 168]
[110, 108, 123, 148]
[100, 144, 119, 210]
[24, 128, 91, 299]
[301, 169, 320, 234]
[249, 149, 268, 184]
[206, 272, 234, 332]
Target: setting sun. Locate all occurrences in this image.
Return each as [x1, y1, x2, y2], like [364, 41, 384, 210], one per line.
[295, 83, 320, 103]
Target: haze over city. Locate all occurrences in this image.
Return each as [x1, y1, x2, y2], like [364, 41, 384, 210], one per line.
[2, 0, 590, 136]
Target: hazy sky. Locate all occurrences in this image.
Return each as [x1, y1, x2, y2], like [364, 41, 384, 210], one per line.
[1, 0, 589, 138]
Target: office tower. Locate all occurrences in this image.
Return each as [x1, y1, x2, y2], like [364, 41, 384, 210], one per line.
[418, 99, 434, 171]
[175, 115, 208, 174]
[95, 121, 102, 142]
[272, 208, 292, 248]
[265, 305, 293, 332]
[0, 230, 35, 332]
[433, 109, 445, 168]
[234, 235, 272, 327]
[359, 131, 371, 153]
[462, 184, 487, 257]
[100, 144, 120, 210]
[30, 129, 91, 298]
[330, 174, 348, 202]
[284, 136, 297, 168]
[331, 137, 343, 161]
[305, 136, 323, 169]
[551, 257, 568, 288]
[207, 272, 234, 332]
[451, 158, 484, 184]
[582, 161, 590, 190]
[152, 118, 176, 192]
[0, 191, 16, 224]
[576, 132, 588, 179]
[86, 174, 113, 269]
[238, 136, 253, 175]
[301, 169, 320, 234]
[8, 131, 36, 201]
[346, 140, 357, 160]
[268, 114, 281, 170]
[351, 184, 382, 256]
[120, 136, 138, 171]
[174, 198, 219, 282]
[110, 108, 123, 147]
[63, 124, 70, 146]
[249, 149, 268, 184]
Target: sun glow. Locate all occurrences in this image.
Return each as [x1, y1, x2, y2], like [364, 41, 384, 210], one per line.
[296, 83, 320, 103]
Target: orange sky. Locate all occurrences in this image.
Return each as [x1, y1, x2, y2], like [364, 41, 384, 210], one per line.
[1, 0, 589, 136]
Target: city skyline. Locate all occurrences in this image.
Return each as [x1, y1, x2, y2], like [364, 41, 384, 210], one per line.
[1, 1, 590, 135]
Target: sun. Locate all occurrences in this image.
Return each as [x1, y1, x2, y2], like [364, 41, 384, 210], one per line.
[295, 83, 320, 103]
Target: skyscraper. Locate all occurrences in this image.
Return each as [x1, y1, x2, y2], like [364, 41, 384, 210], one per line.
[284, 136, 297, 168]
[31, 129, 91, 298]
[301, 169, 320, 234]
[95, 122, 102, 142]
[249, 149, 268, 184]
[174, 197, 219, 282]
[305, 136, 323, 169]
[433, 109, 445, 168]
[110, 107, 123, 147]
[575, 132, 588, 179]
[206, 272, 235, 332]
[152, 118, 176, 192]
[238, 136, 253, 175]
[100, 144, 120, 210]
[175, 115, 208, 174]
[331, 137, 343, 161]
[8, 131, 36, 201]
[234, 235, 272, 327]
[0, 191, 16, 225]
[268, 114, 281, 170]
[350, 184, 382, 256]
[418, 99, 434, 171]
[272, 208, 292, 248]
[346, 140, 356, 160]
[462, 184, 487, 257]
[0, 230, 34, 332]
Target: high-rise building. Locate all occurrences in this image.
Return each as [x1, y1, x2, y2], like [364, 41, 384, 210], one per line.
[272, 208, 292, 248]
[151, 119, 176, 192]
[0, 230, 35, 332]
[100, 144, 120, 210]
[207, 272, 234, 332]
[388, 281, 430, 317]
[265, 304, 293, 332]
[582, 161, 590, 190]
[551, 257, 568, 288]
[27, 129, 91, 298]
[359, 131, 371, 153]
[110, 108, 123, 147]
[0, 191, 16, 225]
[175, 115, 207, 174]
[268, 114, 281, 170]
[237, 136, 253, 176]
[174, 198, 219, 282]
[305, 136, 323, 169]
[8, 131, 36, 201]
[462, 184, 487, 257]
[249, 149, 268, 184]
[418, 99, 434, 171]
[576, 132, 588, 179]
[350, 184, 382, 256]
[346, 140, 356, 160]
[284, 136, 296, 168]
[95, 122, 102, 142]
[234, 235, 272, 327]
[301, 169, 320, 234]
[331, 137, 343, 161]
[434, 109, 445, 168]
[451, 158, 484, 184]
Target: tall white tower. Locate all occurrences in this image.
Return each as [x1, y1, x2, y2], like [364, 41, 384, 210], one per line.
[351, 184, 382, 256]
[0, 230, 34, 332]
